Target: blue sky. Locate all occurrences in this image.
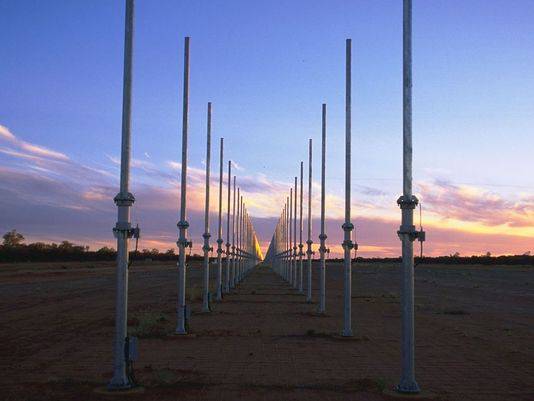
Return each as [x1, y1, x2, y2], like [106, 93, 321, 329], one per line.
[1, 0, 533, 256]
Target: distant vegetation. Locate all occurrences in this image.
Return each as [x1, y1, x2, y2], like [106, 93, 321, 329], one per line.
[0, 229, 204, 263]
[0, 230, 532, 265]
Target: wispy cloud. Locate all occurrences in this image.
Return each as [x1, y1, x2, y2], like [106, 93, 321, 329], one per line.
[0, 124, 69, 161]
[0, 124, 532, 257]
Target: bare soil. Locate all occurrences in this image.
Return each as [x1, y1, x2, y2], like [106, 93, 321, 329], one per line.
[0, 260, 533, 401]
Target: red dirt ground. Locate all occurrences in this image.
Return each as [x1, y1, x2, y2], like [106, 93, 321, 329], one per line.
[0, 260, 533, 401]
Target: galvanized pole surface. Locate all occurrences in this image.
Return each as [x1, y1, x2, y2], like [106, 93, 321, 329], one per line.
[109, 0, 135, 389]
[298, 162, 304, 293]
[230, 180, 237, 289]
[242, 201, 245, 281]
[282, 202, 289, 281]
[288, 188, 293, 285]
[236, 187, 241, 288]
[318, 103, 327, 314]
[397, 0, 420, 393]
[236, 195, 242, 286]
[293, 176, 298, 288]
[216, 138, 224, 301]
[285, 201, 289, 281]
[224, 161, 232, 293]
[342, 39, 354, 337]
[238, 193, 242, 286]
[201, 102, 212, 313]
[176, 36, 190, 335]
[287, 196, 290, 281]
[306, 139, 313, 303]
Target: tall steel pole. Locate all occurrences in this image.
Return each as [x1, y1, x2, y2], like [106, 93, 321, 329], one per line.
[288, 188, 293, 286]
[342, 39, 355, 337]
[285, 199, 289, 281]
[216, 138, 224, 301]
[306, 139, 313, 303]
[286, 196, 290, 282]
[236, 194, 241, 287]
[240, 198, 245, 281]
[298, 162, 304, 293]
[201, 102, 212, 313]
[176, 36, 191, 335]
[235, 189, 241, 287]
[230, 177, 237, 289]
[293, 176, 298, 288]
[318, 104, 327, 314]
[397, 0, 423, 393]
[109, 0, 136, 389]
[224, 161, 232, 293]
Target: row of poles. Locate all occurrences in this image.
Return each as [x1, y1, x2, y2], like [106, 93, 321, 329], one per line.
[265, 0, 425, 394]
[267, 40, 354, 331]
[109, 0, 261, 390]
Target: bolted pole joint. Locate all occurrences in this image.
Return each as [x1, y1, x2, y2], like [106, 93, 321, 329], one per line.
[397, 195, 425, 242]
[113, 222, 140, 239]
[114, 191, 135, 207]
[176, 220, 190, 246]
[306, 239, 315, 255]
[397, 194, 418, 210]
[398, 226, 426, 242]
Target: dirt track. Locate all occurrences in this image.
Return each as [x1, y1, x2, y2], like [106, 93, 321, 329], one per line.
[0, 260, 533, 401]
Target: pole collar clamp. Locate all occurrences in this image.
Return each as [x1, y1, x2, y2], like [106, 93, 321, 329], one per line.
[177, 220, 190, 230]
[202, 232, 211, 240]
[397, 195, 419, 210]
[114, 192, 135, 207]
[397, 225, 426, 242]
[319, 233, 328, 241]
[176, 238, 192, 247]
[342, 239, 354, 250]
[342, 222, 354, 232]
[113, 223, 140, 239]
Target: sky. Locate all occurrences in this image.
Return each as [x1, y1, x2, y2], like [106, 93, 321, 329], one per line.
[0, 0, 533, 257]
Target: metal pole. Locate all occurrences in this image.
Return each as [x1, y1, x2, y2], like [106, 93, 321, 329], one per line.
[202, 102, 212, 313]
[293, 176, 298, 288]
[288, 188, 293, 286]
[216, 138, 224, 301]
[318, 103, 327, 314]
[109, 0, 136, 389]
[342, 39, 355, 337]
[306, 139, 313, 303]
[286, 196, 289, 282]
[236, 194, 242, 286]
[397, 0, 421, 393]
[298, 161, 304, 293]
[284, 201, 288, 281]
[236, 191, 241, 287]
[230, 178, 237, 289]
[176, 36, 191, 335]
[224, 161, 232, 294]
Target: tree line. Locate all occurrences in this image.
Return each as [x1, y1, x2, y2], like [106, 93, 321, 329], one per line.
[0, 229, 204, 263]
[1, 229, 532, 265]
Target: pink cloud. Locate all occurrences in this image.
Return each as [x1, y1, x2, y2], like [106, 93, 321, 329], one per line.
[0, 124, 69, 161]
[420, 179, 534, 228]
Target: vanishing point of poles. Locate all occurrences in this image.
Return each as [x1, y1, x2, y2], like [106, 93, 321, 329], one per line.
[109, 0, 425, 395]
